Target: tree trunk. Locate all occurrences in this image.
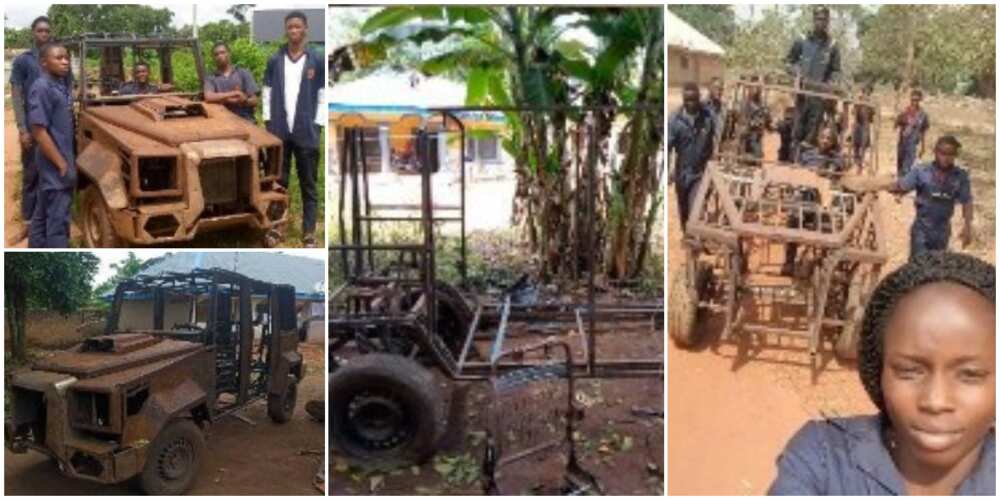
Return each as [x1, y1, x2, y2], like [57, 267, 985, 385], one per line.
[607, 13, 664, 280]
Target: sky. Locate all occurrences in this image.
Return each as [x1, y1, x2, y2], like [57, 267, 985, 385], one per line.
[4, 4, 322, 29]
[92, 249, 325, 285]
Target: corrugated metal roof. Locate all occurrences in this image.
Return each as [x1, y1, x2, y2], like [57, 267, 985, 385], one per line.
[137, 252, 326, 301]
[666, 9, 726, 57]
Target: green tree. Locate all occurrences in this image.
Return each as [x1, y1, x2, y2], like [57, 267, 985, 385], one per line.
[46, 4, 174, 38]
[725, 7, 795, 75]
[667, 4, 736, 46]
[91, 252, 150, 302]
[859, 5, 995, 96]
[5, 253, 99, 361]
[4, 26, 32, 49]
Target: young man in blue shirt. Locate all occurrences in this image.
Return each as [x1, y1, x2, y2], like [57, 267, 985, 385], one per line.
[27, 42, 76, 248]
[118, 62, 174, 95]
[10, 16, 54, 236]
[842, 134, 975, 260]
[892, 135, 973, 259]
[668, 82, 716, 230]
[263, 10, 325, 248]
[204, 42, 259, 122]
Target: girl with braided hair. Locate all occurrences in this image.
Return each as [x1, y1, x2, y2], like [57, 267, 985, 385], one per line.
[770, 252, 995, 495]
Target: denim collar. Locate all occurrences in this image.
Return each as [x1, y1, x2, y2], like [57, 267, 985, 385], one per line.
[844, 416, 995, 495]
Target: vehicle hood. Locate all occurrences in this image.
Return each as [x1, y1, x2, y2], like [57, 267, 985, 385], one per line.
[83, 96, 262, 147]
[32, 333, 203, 379]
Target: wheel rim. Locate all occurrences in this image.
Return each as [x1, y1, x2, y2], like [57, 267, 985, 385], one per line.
[345, 390, 410, 451]
[158, 437, 194, 481]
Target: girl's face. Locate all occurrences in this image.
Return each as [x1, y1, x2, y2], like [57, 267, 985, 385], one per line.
[882, 282, 995, 471]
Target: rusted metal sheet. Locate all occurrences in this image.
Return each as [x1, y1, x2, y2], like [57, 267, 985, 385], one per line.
[76, 141, 128, 210]
[34, 335, 202, 378]
[85, 100, 249, 146]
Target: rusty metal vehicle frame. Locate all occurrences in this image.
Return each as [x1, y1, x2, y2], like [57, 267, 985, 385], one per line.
[60, 33, 288, 247]
[676, 77, 887, 360]
[5, 268, 302, 492]
[330, 104, 664, 381]
[103, 268, 304, 415]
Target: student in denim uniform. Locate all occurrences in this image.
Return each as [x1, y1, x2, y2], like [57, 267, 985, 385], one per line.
[895, 88, 931, 177]
[668, 82, 716, 230]
[852, 84, 875, 169]
[782, 127, 844, 276]
[890, 135, 973, 260]
[204, 42, 259, 122]
[27, 43, 76, 248]
[118, 62, 173, 95]
[771, 252, 995, 495]
[10, 16, 59, 228]
[703, 77, 726, 144]
[739, 77, 771, 165]
[263, 11, 325, 247]
[785, 6, 841, 147]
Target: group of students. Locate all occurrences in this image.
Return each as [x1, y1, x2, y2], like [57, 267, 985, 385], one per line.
[668, 6, 975, 262]
[670, 8, 994, 495]
[9, 11, 325, 248]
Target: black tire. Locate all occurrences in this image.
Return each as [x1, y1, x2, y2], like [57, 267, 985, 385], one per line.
[835, 275, 865, 361]
[268, 376, 298, 423]
[331, 354, 444, 468]
[138, 419, 205, 495]
[669, 264, 710, 347]
[81, 184, 123, 248]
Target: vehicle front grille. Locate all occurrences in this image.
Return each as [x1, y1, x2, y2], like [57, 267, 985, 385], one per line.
[200, 158, 240, 204]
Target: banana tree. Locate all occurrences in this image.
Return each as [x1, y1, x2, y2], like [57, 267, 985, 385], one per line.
[358, 6, 663, 282]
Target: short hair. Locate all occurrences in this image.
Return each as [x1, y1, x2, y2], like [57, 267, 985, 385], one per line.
[134, 61, 150, 71]
[39, 42, 65, 60]
[910, 88, 923, 97]
[682, 82, 700, 94]
[935, 135, 962, 150]
[284, 10, 308, 26]
[858, 252, 995, 413]
[212, 41, 229, 52]
[814, 5, 830, 18]
[31, 16, 50, 30]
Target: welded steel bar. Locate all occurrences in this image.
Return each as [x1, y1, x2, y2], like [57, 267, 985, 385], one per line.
[489, 296, 512, 364]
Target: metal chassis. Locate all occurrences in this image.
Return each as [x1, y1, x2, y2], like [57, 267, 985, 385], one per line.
[107, 268, 295, 417]
[61, 33, 207, 110]
[330, 104, 664, 380]
[683, 79, 888, 355]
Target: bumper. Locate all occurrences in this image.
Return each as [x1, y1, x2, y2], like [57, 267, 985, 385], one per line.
[112, 192, 289, 245]
[7, 372, 140, 485]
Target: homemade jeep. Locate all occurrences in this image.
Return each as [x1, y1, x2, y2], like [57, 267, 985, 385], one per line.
[5, 269, 303, 494]
[63, 34, 288, 247]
